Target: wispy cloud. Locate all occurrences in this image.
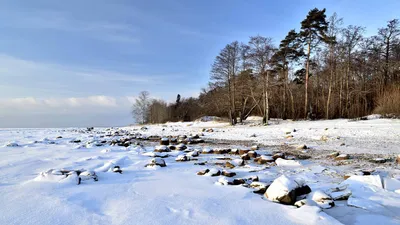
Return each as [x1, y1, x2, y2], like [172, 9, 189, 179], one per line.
[2, 8, 140, 44]
[0, 54, 182, 98]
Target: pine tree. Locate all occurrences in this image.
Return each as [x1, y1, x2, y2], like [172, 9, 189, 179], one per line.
[299, 8, 329, 118]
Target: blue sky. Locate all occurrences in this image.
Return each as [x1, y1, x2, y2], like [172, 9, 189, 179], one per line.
[0, 0, 399, 127]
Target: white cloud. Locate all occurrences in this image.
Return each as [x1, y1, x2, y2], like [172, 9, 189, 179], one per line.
[0, 95, 130, 114]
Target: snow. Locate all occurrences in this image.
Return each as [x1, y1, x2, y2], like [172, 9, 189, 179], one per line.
[275, 158, 303, 167]
[1, 118, 400, 225]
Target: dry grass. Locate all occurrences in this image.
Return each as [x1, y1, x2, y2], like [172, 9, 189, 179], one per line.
[374, 84, 400, 116]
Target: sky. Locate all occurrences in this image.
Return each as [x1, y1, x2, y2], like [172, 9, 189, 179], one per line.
[0, 0, 399, 128]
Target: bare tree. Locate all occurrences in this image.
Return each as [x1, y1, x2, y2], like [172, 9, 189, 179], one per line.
[211, 41, 241, 125]
[132, 91, 151, 124]
[248, 35, 275, 124]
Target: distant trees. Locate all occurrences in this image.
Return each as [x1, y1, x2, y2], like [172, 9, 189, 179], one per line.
[134, 8, 400, 125]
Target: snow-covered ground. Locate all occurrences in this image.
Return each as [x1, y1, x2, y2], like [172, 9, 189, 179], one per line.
[1, 118, 400, 225]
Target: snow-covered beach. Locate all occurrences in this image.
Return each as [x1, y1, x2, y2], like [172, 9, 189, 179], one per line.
[1, 117, 400, 225]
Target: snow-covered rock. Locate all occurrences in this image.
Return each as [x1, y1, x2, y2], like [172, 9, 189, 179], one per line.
[307, 190, 334, 209]
[154, 145, 171, 152]
[275, 158, 302, 167]
[265, 175, 311, 205]
[145, 158, 166, 168]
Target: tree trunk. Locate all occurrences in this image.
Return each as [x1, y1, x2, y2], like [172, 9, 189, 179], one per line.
[304, 40, 311, 118]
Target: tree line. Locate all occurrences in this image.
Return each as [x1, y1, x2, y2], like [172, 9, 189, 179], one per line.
[133, 8, 400, 125]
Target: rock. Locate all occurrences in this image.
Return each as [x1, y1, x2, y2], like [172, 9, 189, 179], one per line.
[250, 134, 257, 137]
[396, 155, 400, 164]
[168, 145, 176, 150]
[285, 135, 293, 139]
[170, 138, 178, 143]
[197, 169, 210, 175]
[328, 152, 340, 158]
[221, 171, 236, 177]
[229, 178, 246, 185]
[176, 143, 187, 151]
[241, 153, 250, 160]
[335, 154, 350, 160]
[6, 142, 19, 147]
[160, 137, 169, 145]
[248, 151, 258, 158]
[232, 159, 245, 166]
[371, 158, 386, 163]
[251, 145, 259, 150]
[254, 155, 275, 164]
[145, 158, 166, 167]
[340, 143, 346, 146]
[320, 135, 329, 141]
[154, 145, 171, 153]
[194, 162, 207, 166]
[72, 139, 81, 143]
[225, 161, 235, 169]
[186, 150, 199, 157]
[142, 152, 169, 158]
[56, 136, 63, 139]
[175, 155, 189, 162]
[265, 175, 311, 205]
[205, 168, 221, 177]
[79, 171, 98, 182]
[294, 199, 317, 208]
[202, 147, 214, 154]
[246, 175, 259, 182]
[213, 148, 230, 154]
[296, 144, 308, 150]
[308, 190, 335, 209]
[112, 166, 123, 174]
[239, 149, 250, 155]
[272, 152, 285, 160]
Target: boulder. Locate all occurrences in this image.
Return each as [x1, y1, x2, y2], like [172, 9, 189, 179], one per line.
[79, 170, 98, 182]
[175, 155, 189, 162]
[251, 145, 259, 151]
[186, 150, 199, 157]
[145, 158, 166, 167]
[221, 170, 236, 177]
[371, 158, 386, 163]
[254, 155, 274, 164]
[248, 151, 258, 158]
[239, 149, 250, 155]
[308, 190, 335, 208]
[205, 168, 221, 177]
[112, 166, 123, 174]
[154, 145, 171, 153]
[168, 145, 176, 150]
[197, 169, 210, 175]
[202, 147, 214, 154]
[296, 144, 308, 150]
[335, 154, 350, 160]
[225, 161, 236, 169]
[229, 178, 246, 185]
[320, 135, 329, 141]
[328, 152, 340, 158]
[176, 143, 187, 151]
[241, 153, 250, 160]
[265, 175, 311, 205]
[272, 152, 285, 160]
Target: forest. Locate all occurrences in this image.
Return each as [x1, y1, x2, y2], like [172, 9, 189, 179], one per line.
[133, 8, 400, 125]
